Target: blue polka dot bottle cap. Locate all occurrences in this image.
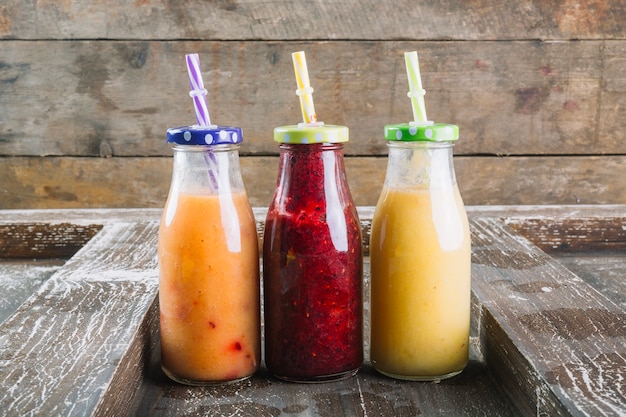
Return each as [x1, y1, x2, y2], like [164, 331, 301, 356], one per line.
[384, 123, 458, 142]
[167, 125, 243, 145]
[274, 123, 349, 144]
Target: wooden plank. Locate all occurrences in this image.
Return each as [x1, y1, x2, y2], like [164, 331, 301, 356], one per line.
[506, 217, 626, 253]
[131, 363, 520, 416]
[599, 40, 626, 143]
[557, 254, 626, 310]
[0, 259, 64, 324]
[0, 223, 102, 258]
[456, 156, 626, 206]
[0, 208, 163, 224]
[3, 155, 626, 210]
[2, 0, 624, 41]
[0, 219, 160, 416]
[1, 40, 624, 157]
[467, 204, 626, 220]
[470, 217, 626, 416]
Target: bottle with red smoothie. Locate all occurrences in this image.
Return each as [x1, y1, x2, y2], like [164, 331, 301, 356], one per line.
[263, 123, 363, 382]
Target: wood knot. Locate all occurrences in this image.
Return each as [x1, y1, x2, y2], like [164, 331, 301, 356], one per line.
[99, 141, 113, 158]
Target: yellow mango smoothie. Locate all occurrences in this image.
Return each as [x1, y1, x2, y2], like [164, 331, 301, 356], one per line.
[370, 184, 471, 380]
[158, 191, 260, 384]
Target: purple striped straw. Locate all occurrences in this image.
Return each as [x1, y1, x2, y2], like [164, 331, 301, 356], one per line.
[185, 53, 212, 126]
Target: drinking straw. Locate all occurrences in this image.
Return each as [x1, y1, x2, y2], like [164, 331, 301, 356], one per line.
[404, 51, 430, 125]
[292, 51, 318, 124]
[185, 53, 213, 127]
[184, 53, 218, 189]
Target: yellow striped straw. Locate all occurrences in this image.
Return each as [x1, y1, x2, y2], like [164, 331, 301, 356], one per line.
[404, 51, 429, 124]
[292, 51, 318, 123]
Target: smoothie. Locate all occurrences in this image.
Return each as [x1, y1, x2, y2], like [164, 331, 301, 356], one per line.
[370, 184, 471, 379]
[263, 143, 363, 381]
[158, 191, 260, 384]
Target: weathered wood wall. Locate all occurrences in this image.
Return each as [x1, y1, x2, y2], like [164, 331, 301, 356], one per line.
[1, 1, 625, 208]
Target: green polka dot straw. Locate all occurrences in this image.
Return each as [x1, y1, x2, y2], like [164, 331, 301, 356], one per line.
[385, 51, 458, 142]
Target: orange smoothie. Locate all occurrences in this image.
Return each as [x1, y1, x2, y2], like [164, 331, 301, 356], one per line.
[370, 185, 471, 380]
[158, 191, 260, 384]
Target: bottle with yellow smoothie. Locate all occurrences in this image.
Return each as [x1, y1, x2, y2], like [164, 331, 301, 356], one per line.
[370, 51, 470, 381]
[158, 125, 260, 385]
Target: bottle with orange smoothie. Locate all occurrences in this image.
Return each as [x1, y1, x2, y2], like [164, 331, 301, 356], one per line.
[158, 125, 260, 385]
[370, 122, 471, 381]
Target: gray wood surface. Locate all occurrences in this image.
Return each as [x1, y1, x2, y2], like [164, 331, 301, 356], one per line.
[471, 216, 626, 416]
[0, 259, 64, 324]
[1, 206, 625, 416]
[0, 216, 160, 416]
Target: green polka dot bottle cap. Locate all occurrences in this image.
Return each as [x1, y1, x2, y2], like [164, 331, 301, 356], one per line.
[274, 123, 349, 144]
[167, 125, 243, 145]
[384, 123, 458, 142]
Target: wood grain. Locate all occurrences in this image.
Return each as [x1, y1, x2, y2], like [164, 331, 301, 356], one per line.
[1, 206, 625, 415]
[0, 259, 64, 324]
[2, 0, 624, 41]
[557, 254, 626, 310]
[2, 0, 625, 209]
[1, 40, 624, 158]
[3, 155, 626, 210]
[506, 217, 626, 253]
[132, 362, 520, 417]
[0, 223, 102, 258]
[470, 217, 626, 416]
[0, 217, 160, 416]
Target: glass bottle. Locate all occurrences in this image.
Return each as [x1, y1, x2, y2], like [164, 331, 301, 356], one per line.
[158, 125, 260, 385]
[263, 123, 363, 382]
[370, 123, 471, 381]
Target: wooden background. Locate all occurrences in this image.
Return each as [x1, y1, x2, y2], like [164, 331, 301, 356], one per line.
[1, 0, 625, 209]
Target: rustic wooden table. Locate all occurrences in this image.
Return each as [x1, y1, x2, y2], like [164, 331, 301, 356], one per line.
[1, 206, 624, 416]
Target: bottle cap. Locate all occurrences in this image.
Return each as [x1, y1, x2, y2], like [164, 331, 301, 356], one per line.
[274, 123, 348, 144]
[166, 125, 243, 145]
[384, 123, 458, 142]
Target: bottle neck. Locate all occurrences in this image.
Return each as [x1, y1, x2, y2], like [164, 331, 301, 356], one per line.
[278, 142, 343, 152]
[273, 143, 352, 210]
[170, 144, 245, 195]
[276, 143, 347, 186]
[384, 141, 457, 189]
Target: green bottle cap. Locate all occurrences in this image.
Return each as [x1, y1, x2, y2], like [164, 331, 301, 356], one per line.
[384, 123, 459, 142]
[274, 123, 349, 144]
